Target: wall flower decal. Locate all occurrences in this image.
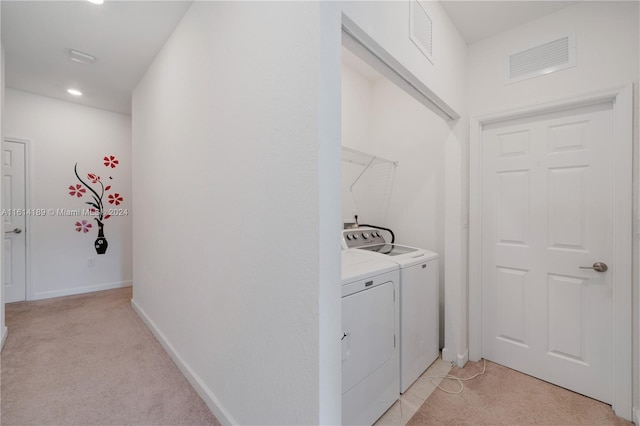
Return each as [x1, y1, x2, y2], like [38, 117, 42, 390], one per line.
[68, 184, 86, 198]
[75, 220, 92, 233]
[103, 155, 119, 168]
[108, 193, 123, 205]
[70, 155, 124, 255]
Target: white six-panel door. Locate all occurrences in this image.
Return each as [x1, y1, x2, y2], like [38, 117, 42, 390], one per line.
[3, 140, 27, 303]
[481, 102, 614, 403]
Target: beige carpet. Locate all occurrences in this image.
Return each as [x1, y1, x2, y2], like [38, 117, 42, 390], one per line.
[408, 359, 632, 426]
[1, 287, 220, 425]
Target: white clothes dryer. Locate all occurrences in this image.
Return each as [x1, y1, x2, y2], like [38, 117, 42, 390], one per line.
[343, 228, 440, 394]
[341, 249, 400, 425]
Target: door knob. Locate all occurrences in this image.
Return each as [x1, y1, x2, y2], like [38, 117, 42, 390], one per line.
[4, 228, 22, 234]
[579, 262, 608, 272]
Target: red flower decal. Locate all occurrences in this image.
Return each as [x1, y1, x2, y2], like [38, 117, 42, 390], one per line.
[104, 214, 111, 220]
[104, 185, 111, 191]
[87, 173, 100, 183]
[108, 193, 123, 205]
[75, 220, 92, 233]
[69, 184, 86, 198]
[103, 156, 119, 169]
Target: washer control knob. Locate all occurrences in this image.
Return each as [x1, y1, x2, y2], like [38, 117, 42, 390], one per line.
[372, 232, 379, 237]
[362, 232, 369, 239]
[353, 234, 359, 239]
[346, 235, 352, 240]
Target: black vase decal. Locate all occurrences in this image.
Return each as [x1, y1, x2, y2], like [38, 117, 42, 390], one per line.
[94, 219, 108, 254]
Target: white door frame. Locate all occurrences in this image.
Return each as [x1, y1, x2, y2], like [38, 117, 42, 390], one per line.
[468, 85, 633, 420]
[3, 137, 32, 302]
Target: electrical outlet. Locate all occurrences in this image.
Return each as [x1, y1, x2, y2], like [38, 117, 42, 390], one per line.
[88, 258, 95, 267]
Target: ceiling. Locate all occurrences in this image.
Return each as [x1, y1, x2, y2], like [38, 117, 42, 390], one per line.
[1, 1, 191, 115]
[2, 1, 581, 116]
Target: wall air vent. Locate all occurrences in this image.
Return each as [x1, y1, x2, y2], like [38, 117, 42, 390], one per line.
[409, 0, 434, 64]
[506, 33, 576, 83]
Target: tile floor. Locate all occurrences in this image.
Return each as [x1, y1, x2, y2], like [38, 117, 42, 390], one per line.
[374, 356, 453, 426]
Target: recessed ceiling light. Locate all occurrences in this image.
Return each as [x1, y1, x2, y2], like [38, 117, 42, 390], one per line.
[67, 89, 83, 96]
[87, 0, 104, 4]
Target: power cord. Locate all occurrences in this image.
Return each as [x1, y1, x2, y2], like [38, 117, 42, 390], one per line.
[425, 358, 487, 394]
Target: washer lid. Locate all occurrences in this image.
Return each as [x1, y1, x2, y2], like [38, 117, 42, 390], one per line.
[357, 243, 419, 256]
[341, 249, 398, 284]
[356, 244, 439, 268]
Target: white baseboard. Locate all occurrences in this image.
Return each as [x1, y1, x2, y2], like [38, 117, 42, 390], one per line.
[441, 347, 452, 362]
[633, 406, 639, 425]
[1, 326, 7, 351]
[441, 347, 469, 367]
[457, 349, 469, 367]
[31, 280, 132, 301]
[131, 299, 237, 425]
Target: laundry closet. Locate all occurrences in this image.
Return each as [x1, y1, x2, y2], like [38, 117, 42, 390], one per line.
[341, 46, 449, 346]
[339, 40, 454, 424]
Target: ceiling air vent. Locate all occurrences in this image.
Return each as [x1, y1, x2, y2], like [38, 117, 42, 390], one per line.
[506, 33, 576, 83]
[410, 0, 434, 64]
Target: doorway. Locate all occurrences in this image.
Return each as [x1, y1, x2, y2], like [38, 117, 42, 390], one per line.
[468, 86, 633, 419]
[3, 139, 29, 303]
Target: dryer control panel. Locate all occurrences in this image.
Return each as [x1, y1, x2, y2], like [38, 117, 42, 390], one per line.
[342, 227, 386, 249]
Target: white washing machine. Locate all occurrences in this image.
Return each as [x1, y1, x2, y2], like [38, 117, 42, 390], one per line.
[341, 249, 399, 426]
[342, 227, 439, 394]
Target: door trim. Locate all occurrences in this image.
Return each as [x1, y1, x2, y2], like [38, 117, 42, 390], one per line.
[3, 137, 32, 302]
[468, 85, 633, 420]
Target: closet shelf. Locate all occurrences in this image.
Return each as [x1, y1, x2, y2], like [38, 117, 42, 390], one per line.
[342, 146, 397, 168]
[342, 146, 397, 192]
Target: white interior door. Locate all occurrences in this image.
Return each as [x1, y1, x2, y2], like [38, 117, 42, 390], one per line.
[481, 102, 614, 403]
[3, 140, 27, 303]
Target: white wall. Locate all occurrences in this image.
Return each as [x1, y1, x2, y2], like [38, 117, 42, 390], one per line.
[368, 78, 445, 253]
[466, 0, 639, 419]
[341, 65, 372, 155]
[467, 1, 639, 115]
[342, 1, 466, 114]
[131, 2, 341, 424]
[342, 61, 448, 346]
[341, 63, 384, 226]
[3, 89, 132, 300]
[370, 77, 448, 347]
